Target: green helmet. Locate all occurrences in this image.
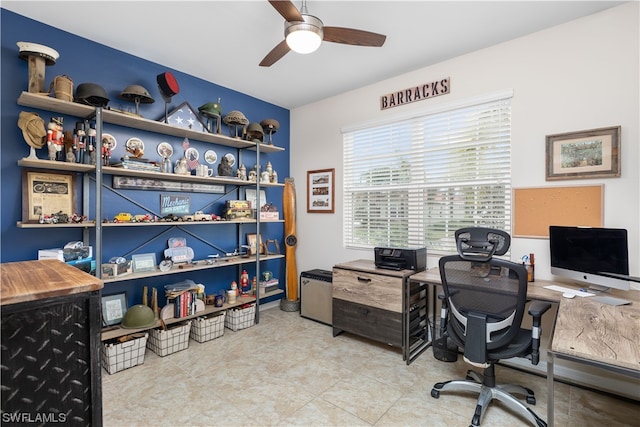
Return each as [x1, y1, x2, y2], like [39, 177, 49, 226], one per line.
[121, 304, 156, 329]
[246, 122, 264, 142]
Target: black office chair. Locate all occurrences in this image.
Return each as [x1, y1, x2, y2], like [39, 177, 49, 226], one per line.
[431, 227, 550, 427]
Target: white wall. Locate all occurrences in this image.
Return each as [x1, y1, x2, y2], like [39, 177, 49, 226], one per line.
[291, 2, 639, 284]
[289, 2, 639, 397]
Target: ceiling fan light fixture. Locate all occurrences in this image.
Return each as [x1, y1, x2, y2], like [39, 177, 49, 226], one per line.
[285, 15, 323, 54]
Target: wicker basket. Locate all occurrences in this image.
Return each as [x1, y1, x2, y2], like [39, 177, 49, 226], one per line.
[190, 312, 226, 343]
[224, 303, 256, 331]
[102, 333, 148, 374]
[147, 321, 191, 357]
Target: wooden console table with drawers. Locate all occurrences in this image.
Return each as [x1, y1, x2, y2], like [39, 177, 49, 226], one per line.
[332, 260, 431, 364]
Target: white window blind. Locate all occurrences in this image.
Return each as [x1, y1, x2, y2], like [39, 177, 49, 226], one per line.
[343, 95, 512, 254]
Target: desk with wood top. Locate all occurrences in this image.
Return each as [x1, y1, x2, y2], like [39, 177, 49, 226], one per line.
[409, 268, 640, 427]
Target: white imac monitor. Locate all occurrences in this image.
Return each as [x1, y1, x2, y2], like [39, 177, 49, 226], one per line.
[549, 225, 630, 292]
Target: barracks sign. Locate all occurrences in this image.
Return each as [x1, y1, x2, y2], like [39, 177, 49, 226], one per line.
[380, 77, 450, 110]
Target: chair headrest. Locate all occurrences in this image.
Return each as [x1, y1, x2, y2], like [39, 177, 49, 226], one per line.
[454, 227, 511, 261]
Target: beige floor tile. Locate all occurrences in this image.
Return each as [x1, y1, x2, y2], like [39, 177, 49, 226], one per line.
[101, 306, 638, 427]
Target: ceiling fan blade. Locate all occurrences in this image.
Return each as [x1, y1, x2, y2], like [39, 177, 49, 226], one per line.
[268, 0, 303, 22]
[259, 39, 291, 67]
[323, 27, 386, 47]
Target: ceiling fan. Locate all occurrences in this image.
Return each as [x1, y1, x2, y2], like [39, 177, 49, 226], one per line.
[260, 0, 387, 67]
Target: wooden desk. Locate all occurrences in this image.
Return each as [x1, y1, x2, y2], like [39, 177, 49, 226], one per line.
[410, 268, 566, 302]
[409, 268, 640, 427]
[547, 295, 640, 426]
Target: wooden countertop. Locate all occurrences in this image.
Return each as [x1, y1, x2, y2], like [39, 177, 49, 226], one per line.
[1, 259, 103, 306]
[552, 297, 640, 372]
[409, 268, 640, 304]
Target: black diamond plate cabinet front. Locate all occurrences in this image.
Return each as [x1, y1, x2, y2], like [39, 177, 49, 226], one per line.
[1, 260, 103, 426]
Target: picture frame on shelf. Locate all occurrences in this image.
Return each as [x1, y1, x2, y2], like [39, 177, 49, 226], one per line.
[246, 233, 264, 255]
[22, 170, 77, 223]
[113, 176, 224, 194]
[101, 292, 127, 327]
[131, 253, 157, 273]
[307, 168, 335, 213]
[545, 126, 621, 181]
[245, 189, 266, 210]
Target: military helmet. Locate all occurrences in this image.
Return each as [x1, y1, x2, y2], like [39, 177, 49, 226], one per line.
[75, 83, 110, 107]
[121, 304, 156, 329]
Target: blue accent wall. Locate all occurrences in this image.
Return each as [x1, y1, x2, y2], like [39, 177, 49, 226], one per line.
[1, 9, 290, 306]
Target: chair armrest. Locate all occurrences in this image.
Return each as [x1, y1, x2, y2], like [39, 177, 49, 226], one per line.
[528, 300, 551, 318]
[528, 301, 551, 365]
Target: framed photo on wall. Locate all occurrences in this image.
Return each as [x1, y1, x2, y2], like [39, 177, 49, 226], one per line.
[307, 168, 335, 213]
[545, 126, 621, 181]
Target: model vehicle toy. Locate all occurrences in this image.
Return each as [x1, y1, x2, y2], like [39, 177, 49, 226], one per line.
[224, 208, 253, 220]
[225, 200, 251, 210]
[38, 210, 72, 224]
[63, 241, 91, 261]
[132, 214, 153, 222]
[53, 210, 69, 223]
[161, 213, 183, 222]
[39, 214, 57, 224]
[70, 213, 87, 223]
[183, 211, 212, 221]
[113, 212, 132, 222]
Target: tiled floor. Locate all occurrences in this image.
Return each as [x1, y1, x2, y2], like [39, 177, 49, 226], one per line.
[102, 306, 639, 426]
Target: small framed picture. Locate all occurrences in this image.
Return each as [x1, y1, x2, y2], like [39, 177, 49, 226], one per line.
[101, 293, 127, 326]
[246, 233, 264, 255]
[307, 168, 335, 213]
[131, 253, 157, 273]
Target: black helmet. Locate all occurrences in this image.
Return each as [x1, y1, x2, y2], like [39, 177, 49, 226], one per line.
[75, 83, 110, 107]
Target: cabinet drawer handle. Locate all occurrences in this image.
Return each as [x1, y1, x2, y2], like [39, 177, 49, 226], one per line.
[357, 276, 372, 283]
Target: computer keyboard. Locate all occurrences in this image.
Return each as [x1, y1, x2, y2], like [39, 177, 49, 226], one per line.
[543, 285, 595, 297]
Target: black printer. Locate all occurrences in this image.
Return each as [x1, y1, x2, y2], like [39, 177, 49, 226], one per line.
[374, 246, 427, 272]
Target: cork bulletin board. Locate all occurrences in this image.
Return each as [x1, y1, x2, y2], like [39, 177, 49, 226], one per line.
[513, 185, 603, 238]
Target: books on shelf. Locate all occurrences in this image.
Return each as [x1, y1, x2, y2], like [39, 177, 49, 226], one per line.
[259, 278, 280, 294]
[168, 289, 200, 318]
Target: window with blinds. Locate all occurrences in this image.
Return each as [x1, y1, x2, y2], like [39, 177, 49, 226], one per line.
[342, 93, 512, 254]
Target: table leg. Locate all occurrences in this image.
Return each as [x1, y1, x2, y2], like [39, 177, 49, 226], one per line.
[547, 351, 555, 427]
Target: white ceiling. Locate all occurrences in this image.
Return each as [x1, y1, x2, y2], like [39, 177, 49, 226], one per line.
[3, 0, 624, 109]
